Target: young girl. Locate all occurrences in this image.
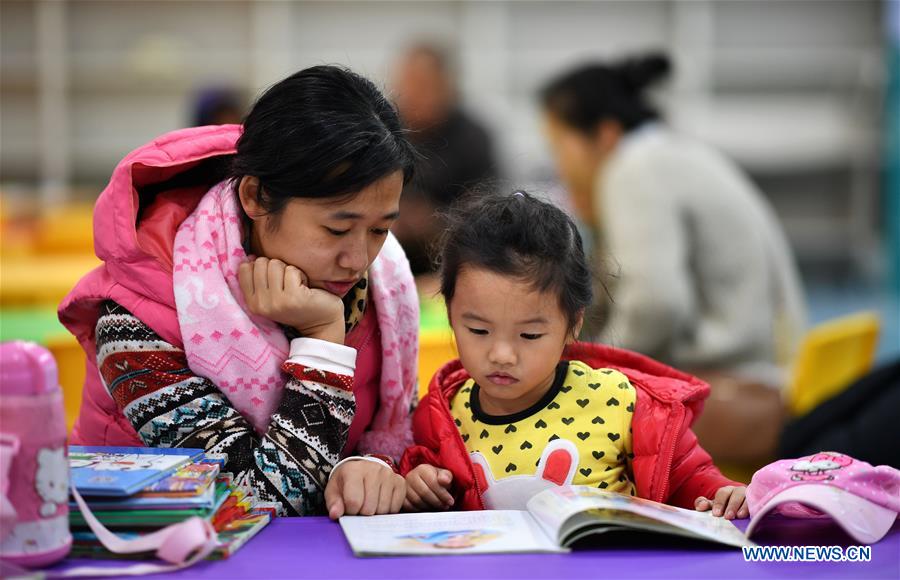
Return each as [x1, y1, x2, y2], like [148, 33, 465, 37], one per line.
[400, 190, 749, 519]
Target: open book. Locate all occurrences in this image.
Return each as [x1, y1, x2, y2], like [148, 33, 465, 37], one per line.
[340, 486, 754, 557]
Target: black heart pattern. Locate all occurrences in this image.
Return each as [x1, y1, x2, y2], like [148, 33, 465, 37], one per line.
[506, 463, 517, 473]
[592, 450, 605, 460]
[462, 434, 469, 442]
[559, 385, 573, 393]
[606, 397, 620, 406]
[626, 402, 634, 413]
[618, 382, 629, 390]
[521, 441, 533, 450]
[505, 424, 517, 434]
[577, 432, 590, 441]
[608, 432, 621, 442]
[549, 434, 560, 442]
[601, 370, 613, 375]
[599, 481, 609, 489]
[548, 402, 561, 410]
[535, 419, 547, 429]
[576, 398, 589, 408]
[562, 417, 575, 425]
[592, 416, 605, 424]
[454, 418, 462, 427]
[580, 468, 592, 477]
[588, 382, 601, 390]
[572, 370, 585, 376]
[480, 429, 489, 439]
[492, 444, 503, 454]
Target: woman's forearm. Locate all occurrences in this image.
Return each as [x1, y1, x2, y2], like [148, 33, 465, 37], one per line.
[95, 300, 357, 515]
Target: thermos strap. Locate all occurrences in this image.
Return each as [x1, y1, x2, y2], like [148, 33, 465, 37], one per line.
[53, 487, 220, 577]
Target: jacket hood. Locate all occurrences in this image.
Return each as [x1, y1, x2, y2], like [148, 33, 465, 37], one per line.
[59, 124, 241, 346]
[93, 124, 241, 304]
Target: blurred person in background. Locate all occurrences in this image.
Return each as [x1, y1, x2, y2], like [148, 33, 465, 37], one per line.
[390, 42, 498, 279]
[539, 53, 807, 466]
[191, 86, 245, 127]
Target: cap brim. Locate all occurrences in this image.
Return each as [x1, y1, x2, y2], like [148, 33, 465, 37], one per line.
[747, 484, 897, 544]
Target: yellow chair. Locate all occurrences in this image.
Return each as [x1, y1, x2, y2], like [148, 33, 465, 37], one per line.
[787, 312, 880, 417]
[0, 255, 100, 306]
[34, 203, 96, 255]
[417, 290, 457, 398]
[418, 329, 457, 399]
[45, 334, 85, 433]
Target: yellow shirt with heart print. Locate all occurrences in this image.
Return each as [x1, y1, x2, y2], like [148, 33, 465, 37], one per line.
[449, 360, 636, 494]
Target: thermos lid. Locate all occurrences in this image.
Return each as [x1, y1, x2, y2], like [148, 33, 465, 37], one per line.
[0, 341, 59, 396]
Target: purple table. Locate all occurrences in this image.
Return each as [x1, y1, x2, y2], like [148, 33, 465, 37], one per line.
[51, 517, 900, 579]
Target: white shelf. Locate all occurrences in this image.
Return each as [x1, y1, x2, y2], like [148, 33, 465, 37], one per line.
[669, 95, 878, 172]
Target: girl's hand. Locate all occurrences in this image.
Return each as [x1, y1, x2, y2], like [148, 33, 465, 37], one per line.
[238, 257, 345, 344]
[695, 485, 749, 520]
[403, 464, 454, 512]
[324, 459, 406, 520]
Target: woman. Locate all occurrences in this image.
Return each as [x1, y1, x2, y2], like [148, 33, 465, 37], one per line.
[59, 66, 419, 518]
[539, 54, 807, 466]
[540, 53, 806, 387]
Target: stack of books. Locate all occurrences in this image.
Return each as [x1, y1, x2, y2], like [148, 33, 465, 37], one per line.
[68, 446, 274, 560]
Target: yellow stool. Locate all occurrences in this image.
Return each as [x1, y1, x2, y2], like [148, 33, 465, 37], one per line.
[787, 312, 880, 417]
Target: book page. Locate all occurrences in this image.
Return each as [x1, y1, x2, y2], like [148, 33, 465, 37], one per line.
[339, 510, 564, 557]
[527, 486, 753, 548]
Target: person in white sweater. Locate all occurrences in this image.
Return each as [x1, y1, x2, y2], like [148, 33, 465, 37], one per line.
[540, 53, 806, 390]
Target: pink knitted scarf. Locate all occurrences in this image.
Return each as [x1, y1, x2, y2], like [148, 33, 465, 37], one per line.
[172, 181, 418, 458]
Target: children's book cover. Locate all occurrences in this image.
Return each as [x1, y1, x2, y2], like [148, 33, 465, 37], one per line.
[69, 446, 204, 497]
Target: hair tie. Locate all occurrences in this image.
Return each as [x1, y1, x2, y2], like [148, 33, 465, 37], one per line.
[512, 190, 526, 198]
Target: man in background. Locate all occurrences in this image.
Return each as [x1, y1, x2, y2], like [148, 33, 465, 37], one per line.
[391, 43, 498, 276]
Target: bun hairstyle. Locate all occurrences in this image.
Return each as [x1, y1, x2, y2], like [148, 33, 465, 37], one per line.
[437, 189, 593, 332]
[617, 53, 671, 93]
[539, 51, 672, 133]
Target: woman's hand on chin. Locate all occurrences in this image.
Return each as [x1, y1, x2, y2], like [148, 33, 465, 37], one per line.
[239, 257, 345, 344]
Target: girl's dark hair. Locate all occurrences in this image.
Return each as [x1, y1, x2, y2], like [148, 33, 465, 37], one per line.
[230, 65, 415, 216]
[540, 52, 671, 134]
[439, 190, 592, 331]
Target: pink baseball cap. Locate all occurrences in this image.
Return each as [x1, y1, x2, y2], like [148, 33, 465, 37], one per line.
[747, 452, 900, 544]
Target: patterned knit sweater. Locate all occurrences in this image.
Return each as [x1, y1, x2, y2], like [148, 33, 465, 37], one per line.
[94, 300, 356, 516]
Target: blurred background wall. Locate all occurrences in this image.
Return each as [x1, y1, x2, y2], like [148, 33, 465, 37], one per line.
[1, 0, 897, 363]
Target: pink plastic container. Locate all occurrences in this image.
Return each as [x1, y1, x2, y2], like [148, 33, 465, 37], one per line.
[0, 341, 72, 567]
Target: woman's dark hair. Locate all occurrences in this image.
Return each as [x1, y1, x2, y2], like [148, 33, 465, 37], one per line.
[540, 52, 671, 134]
[438, 190, 592, 331]
[230, 65, 416, 217]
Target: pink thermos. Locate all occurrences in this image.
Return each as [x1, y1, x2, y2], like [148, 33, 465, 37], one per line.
[0, 340, 71, 567]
